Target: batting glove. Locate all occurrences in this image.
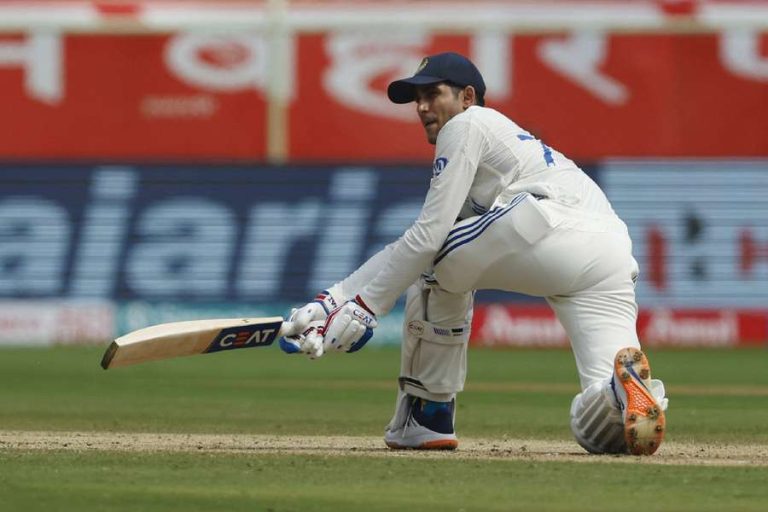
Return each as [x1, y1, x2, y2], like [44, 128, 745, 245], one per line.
[321, 295, 377, 353]
[278, 320, 325, 358]
[279, 288, 341, 356]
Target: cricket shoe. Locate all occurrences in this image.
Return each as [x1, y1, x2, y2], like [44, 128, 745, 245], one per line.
[384, 395, 458, 450]
[612, 347, 666, 455]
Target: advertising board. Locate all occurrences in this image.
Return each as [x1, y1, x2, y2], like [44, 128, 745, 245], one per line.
[1, 30, 765, 160]
[1, 162, 765, 346]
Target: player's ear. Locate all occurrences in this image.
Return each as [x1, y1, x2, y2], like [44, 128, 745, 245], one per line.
[462, 86, 477, 109]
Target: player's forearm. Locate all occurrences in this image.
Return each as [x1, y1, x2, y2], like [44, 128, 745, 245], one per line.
[357, 245, 433, 315]
[357, 172, 475, 313]
[333, 243, 396, 300]
[356, 218, 449, 315]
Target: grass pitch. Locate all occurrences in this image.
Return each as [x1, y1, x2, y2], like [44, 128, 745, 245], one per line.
[1, 345, 767, 511]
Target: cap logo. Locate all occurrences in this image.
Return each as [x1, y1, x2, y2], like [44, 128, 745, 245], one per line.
[416, 57, 428, 73]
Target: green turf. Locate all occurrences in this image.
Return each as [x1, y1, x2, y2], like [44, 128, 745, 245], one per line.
[1, 346, 767, 442]
[2, 450, 768, 512]
[1, 345, 768, 511]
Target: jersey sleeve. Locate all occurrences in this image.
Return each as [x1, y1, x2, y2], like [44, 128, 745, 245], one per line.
[355, 116, 486, 315]
[333, 242, 395, 300]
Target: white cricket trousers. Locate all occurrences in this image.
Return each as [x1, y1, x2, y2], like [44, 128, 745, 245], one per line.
[401, 193, 641, 400]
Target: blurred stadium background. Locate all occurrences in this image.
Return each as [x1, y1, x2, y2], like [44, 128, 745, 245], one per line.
[0, 0, 766, 350]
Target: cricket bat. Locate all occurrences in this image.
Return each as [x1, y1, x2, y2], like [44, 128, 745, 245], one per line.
[101, 317, 286, 369]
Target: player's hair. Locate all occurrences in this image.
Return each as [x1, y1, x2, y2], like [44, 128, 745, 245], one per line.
[447, 82, 485, 107]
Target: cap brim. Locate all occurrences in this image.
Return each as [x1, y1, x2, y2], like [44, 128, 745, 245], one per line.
[387, 75, 445, 104]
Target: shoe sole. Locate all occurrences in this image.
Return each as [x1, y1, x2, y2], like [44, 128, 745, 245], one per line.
[385, 438, 458, 450]
[615, 348, 665, 455]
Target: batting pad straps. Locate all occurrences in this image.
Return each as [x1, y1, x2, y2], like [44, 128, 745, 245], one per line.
[399, 376, 427, 393]
[405, 319, 470, 345]
[399, 318, 470, 401]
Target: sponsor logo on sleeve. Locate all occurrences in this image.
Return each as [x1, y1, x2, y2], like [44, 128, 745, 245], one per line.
[432, 157, 448, 177]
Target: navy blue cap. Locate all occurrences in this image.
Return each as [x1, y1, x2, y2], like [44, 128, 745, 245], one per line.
[387, 52, 486, 106]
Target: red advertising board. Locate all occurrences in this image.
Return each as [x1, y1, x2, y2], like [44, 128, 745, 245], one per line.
[471, 304, 768, 348]
[292, 32, 768, 161]
[0, 33, 267, 160]
[0, 30, 766, 160]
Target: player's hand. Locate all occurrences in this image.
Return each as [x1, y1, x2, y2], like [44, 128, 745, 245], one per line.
[280, 289, 340, 337]
[278, 320, 325, 358]
[279, 289, 340, 357]
[321, 295, 378, 353]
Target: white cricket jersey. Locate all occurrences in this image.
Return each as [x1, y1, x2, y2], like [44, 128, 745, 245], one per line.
[350, 106, 621, 315]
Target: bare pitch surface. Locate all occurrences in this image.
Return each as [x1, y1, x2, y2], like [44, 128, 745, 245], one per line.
[2, 431, 768, 467]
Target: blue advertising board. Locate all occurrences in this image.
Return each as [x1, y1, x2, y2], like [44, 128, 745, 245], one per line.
[3, 161, 766, 311]
[603, 160, 768, 307]
[0, 164, 428, 302]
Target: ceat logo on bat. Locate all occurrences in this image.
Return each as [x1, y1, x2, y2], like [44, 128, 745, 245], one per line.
[205, 321, 282, 353]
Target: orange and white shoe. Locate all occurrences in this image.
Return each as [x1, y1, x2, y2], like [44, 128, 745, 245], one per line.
[384, 395, 458, 450]
[612, 347, 667, 455]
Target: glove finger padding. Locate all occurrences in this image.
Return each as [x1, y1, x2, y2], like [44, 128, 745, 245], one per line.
[347, 325, 374, 352]
[329, 321, 372, 353]
[322, 297, 377, 353]
[281, 303, 324, 338]
[281, 288, 342, 337]
[279, 320, 325, 358]
[327, 317, 361, 351]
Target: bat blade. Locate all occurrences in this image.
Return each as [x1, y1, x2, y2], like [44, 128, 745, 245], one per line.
[101, 317, 285, 369]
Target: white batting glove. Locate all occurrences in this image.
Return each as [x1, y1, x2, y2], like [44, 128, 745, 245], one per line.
[278, 320, 325, 358]
[279, 288, 341, 356]
[321, 295, 378, 353]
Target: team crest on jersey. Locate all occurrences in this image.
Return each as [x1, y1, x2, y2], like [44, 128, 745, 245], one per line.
[432, 157, 448, 177]
[417, 57, 428, 72]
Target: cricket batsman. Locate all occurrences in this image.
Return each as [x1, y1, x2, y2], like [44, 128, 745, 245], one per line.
[279, 52, 668, 455]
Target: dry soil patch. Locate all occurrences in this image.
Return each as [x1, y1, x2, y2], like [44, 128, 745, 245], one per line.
[1, 431, 766, 467]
